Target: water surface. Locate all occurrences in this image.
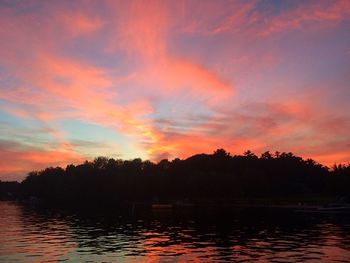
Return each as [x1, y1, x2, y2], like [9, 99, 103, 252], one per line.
[1, 201, 350, 262]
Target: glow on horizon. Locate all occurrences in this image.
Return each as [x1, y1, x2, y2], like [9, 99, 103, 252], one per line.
[0, 0, 350, 180]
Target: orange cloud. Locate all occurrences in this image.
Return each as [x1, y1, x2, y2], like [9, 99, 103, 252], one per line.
[102, 0, 235, 156]
[312, 151, 350, 168]
[0, 142, 83, 181]
[145, 93, 350, 167]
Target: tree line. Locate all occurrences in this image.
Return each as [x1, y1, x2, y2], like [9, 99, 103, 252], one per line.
[2, 149, 350, 206]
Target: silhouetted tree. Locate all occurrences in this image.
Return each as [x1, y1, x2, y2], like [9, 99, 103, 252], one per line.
[18, 149, 350, 206]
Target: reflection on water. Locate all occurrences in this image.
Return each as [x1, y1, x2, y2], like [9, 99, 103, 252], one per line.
[1, 201, 350, 262]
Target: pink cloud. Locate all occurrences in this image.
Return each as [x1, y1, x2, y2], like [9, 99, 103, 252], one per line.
[179, 0, 257, 35]
[61, 12, 105, 37]
[257, 0, 350, 37]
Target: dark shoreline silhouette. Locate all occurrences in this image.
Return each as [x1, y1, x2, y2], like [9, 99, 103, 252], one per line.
[1, 149, 350, 208]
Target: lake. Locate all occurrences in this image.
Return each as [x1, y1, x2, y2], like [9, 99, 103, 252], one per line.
[1, 201, 350, 262]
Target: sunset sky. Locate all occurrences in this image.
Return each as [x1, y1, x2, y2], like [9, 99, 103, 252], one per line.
[0, 0, 350, 181]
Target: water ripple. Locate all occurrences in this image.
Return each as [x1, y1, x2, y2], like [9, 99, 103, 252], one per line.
[1, 201, 350, 262]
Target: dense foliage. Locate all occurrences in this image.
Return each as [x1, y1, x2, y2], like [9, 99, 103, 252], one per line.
[14, 149, 350, 205]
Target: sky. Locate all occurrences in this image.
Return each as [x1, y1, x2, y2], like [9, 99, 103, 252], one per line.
[0, 0, 350, 181]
